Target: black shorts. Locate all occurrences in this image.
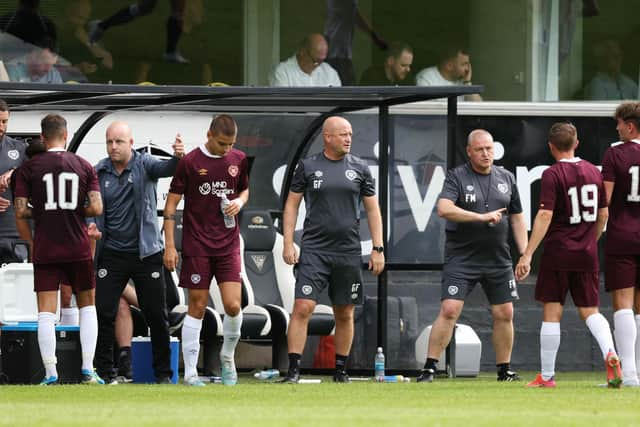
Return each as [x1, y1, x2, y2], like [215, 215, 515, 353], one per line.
[294, 251, 363, 305]
[441, 265, 518, 305]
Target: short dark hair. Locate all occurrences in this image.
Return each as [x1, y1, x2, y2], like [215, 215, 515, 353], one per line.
[438, 45, 469, 64]
[386, 41, 413, 60]
[41, 114, 67, 140]
[548, 122, 577, 152]
[0, 99, 9, 112]
[209, 114, 237, 136]
[614, 102, 640, 131]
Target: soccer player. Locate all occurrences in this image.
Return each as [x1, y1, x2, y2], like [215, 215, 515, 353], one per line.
[516, 122, 622, 388]
[14, 114, 104, 385]
[418, 129, 527, 383]
[280, 116, 385, 383]
[601, 102, 640, 386]
[163, 114, 248, 386]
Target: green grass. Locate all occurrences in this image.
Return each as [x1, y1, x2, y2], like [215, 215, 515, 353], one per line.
[0, 372, 637, 427]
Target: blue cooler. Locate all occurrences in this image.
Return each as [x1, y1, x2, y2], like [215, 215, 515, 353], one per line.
[0, 323, 82, 384]
[131, 336, 179, 384]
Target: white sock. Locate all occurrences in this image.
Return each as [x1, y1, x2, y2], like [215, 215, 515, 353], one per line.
[60, 307, 79, 326]
[635, 315, 640, 379]
[181, 315, 202, 379]
[79, 306, 98, 372]
[540, 322, 561, 380]
[37, 312, 58, 379]
[614, 309, 637, 381]
[585, 313, 615, 360]
[221, 311, 242, 361]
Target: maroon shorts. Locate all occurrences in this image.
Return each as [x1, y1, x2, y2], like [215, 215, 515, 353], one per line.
[34, 260, 96, 293]
[179, 253, 241, 289]
[535, 264, 599, 307]
[604, 254, 640, 292]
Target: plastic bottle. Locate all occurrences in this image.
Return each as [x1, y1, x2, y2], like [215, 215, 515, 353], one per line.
[382, 375, 410, 383]
[374, 347, 385, 381]
[253, 369, 280, 380]
[219, 193, 235, 228]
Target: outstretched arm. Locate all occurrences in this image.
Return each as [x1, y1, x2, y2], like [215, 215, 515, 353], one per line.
[437, 198, 506, 225]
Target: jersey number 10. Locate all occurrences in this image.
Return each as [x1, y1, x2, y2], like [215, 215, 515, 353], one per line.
[43, 172, 79, 211]
[568, 184, 597, 224]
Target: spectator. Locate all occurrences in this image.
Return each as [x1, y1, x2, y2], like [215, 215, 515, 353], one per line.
[584, 40, 638, 101]
[415, 46, 482, 101]
[417, 129, 526, 383]
[92, 121, 184, 385]
[163, 114, 249, 387]
[359, 41, 413, 86]
[87, 0, 189, 64]
[14, 113, 104, 385]
[269, 33, 341, 87]
[279, 116, 385, 383]
[600, 102, 640, 386]
[516, 122, 622, 388]
[324, 0, 387, 85]
[5, 36, 63, 84]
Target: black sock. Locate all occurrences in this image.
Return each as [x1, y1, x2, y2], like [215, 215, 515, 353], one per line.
[288, 353, 301, 375]
[335, 354, 348, 372]
[496, 363, 510, 374]
[424, 358, 438, 371]
[165, 16, 183, 54]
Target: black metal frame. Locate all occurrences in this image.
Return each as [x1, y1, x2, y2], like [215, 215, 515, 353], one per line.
[0, 82, 481, 354]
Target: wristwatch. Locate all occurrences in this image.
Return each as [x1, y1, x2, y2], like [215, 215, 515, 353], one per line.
[372, 246, 384, 254]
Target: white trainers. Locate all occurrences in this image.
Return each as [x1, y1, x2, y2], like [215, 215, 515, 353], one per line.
[221, 357, 237, 386]
[162, 51, 189, 64]
[184, 375, 206, 387]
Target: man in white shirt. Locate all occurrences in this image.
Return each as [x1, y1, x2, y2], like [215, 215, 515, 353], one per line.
[269, 34, 341, 87]
[415, 47, 481, 101]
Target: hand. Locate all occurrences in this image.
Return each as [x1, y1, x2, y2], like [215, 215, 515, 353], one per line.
[163, 246, 179, 271]
[481, 207, 506, 225]
[173, 134, 185, 158]
[515, 254, 531, 281]
[282, 243, 298, 265]
[0, 196, 10, 212]
[463, 63, 473, 83]
[87, 223, 102, 241]
[223, 198, 244, 217]
[368, 251, 385, 276]
[0, 169, 14, 193]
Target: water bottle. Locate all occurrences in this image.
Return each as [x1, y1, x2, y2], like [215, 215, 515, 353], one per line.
[219, 193, 235, 228]
[253, 369, 280, 380]
[381, 375, 410, 383]
[374, 347, 385, 381]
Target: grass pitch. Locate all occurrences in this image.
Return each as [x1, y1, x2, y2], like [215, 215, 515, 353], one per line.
[0, 371, 637, 427]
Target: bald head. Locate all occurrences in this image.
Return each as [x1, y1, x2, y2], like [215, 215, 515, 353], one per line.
[322, 116, 352, 160]
[297, 33, 329, 72]
[106, 121, 134, 169]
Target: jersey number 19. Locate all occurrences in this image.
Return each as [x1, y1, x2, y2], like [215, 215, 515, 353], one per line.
[568, 184, 597, 224]
[43, 172, 79, 211]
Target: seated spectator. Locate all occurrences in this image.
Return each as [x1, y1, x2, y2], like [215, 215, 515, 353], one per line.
[269, 33, 341, 87]
[6, 37, 63, 84]
[359, 41, 413, 86]
[415, 46, 482, 101]
[584, 39, 638, 100]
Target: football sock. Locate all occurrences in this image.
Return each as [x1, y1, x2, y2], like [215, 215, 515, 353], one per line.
[60, 307, 79, 326]
[635, 315, 640, 378]
[540, 322, 560, 381]
[79, 306, 98, 372]
[37, 312, 58, 378]
[335, 354, 348, 372]
[585, 313, 615, 359]
[496, 362, 511, 375]
[182, 315, 202, 379]
[288, 353, 301, 374]
[614, 309, 637, 381]
[221, 311, 242, 361]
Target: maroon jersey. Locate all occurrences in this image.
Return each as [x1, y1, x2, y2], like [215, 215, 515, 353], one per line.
[168, 146, 249, 256]
[538, 158, 606, 271]
[601, 141, 640, 255]
[14, 149, 100, 264]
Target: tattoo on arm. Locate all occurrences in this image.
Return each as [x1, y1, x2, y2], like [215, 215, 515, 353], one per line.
[163, 214, 176, 220]
[14, 197, 32, 218]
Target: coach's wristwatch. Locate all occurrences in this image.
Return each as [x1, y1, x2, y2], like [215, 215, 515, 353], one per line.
[372, 246, 384, 254]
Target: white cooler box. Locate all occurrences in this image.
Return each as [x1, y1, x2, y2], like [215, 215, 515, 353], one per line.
[414, 323, 481, 377]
